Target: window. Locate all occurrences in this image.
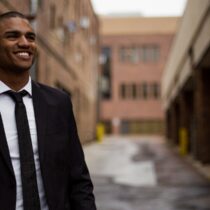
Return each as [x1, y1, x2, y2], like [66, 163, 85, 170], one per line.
[74, 0, 81, 19]
[120, 84, 126, 99]
[119, 47, 126, 61]
[58, 16, 63, 27]
[119, 84, 133, 99]
[30, 0, 38, 14]
[142, 83, 148, 99]
[101, 47, 112, 99]
[120, 83, 161, 100]
[142, 46, 148, 62]
[120, 83, 147, 100]
[38, 0, 43, 9]
[120, 120, 164, 134]
[142, 46, 160, 62]
[50, 4, 56, 29]
[132, 84, 137, 98]
[151, 83, 160, 99]
[153, 46, 160, 62]
[138, 47, 144, 61]
[137, 84, 143, 99]
[131, 48, 139, 63]
[119, 45, 160, 63]
[120, 84, 140, 99]
[126, 84, 133, 99]
[64, 0, 69, 7]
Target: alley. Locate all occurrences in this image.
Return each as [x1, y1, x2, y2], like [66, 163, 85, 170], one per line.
[84, 136, 210, 210]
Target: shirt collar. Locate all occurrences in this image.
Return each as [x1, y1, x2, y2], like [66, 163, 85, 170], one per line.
[0, 77, 32, 96]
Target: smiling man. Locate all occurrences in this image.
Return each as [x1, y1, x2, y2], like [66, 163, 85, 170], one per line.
[0, 12, 36, 90]
[0, 11, 97, 210]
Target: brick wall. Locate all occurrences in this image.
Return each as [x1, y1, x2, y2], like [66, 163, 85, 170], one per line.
[100, 31, 175, 134]
[0, 0, 100, 143]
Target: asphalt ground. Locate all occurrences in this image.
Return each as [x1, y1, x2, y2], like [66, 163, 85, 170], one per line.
[84, 135, 210, 210]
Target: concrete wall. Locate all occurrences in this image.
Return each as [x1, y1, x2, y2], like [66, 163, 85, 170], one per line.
[162, 0, 210, 164]
[162, 0, 210, 108]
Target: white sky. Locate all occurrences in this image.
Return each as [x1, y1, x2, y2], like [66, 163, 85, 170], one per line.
[91, 0, 187, 16]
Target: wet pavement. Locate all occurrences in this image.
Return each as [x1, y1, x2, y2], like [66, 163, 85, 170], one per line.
[84, 135, 210, 210]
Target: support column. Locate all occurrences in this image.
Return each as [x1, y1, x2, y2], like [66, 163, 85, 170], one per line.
[178, 91, 192, 155]
[166, 108, 171, 140]
[185, 91, 194, 154]
[171, 102, 180, 146]
[194, 68, 210, 163]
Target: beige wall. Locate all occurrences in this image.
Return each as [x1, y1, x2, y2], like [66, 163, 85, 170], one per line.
[36, 0, 100, 142]
[162, 0, 210, 109]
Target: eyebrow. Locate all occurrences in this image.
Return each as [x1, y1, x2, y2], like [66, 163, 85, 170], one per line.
[4, 30, 36, 37]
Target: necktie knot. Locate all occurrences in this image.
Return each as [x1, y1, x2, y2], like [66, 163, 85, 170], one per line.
[5, 90, 28, 104]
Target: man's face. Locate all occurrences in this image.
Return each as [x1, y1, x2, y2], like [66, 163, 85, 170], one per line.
[0, 17, 37, 73]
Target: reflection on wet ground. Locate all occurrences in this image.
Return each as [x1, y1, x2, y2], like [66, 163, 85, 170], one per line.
[84, 136, 210, 210]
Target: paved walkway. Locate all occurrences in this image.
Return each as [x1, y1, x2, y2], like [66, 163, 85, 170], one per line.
[84, 135, 210, 210]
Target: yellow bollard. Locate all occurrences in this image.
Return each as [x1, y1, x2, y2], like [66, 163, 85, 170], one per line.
[96, 123, 105, 143]
[179, 128, 188, 156]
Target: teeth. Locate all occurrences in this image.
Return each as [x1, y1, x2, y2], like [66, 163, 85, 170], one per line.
[17, 52, 30, 57]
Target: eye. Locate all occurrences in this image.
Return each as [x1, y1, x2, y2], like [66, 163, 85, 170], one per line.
[26, 33, 36, 42]
[5, 32, 19, 40]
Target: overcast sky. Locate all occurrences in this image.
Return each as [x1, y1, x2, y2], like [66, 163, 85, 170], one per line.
[91, 0, 187, 16]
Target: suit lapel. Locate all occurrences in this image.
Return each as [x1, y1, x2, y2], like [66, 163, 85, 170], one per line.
[32, 81, 48, 164]
[0, 114, 15, 176]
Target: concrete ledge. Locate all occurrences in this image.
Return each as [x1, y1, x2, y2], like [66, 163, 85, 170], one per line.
[167, 142, 210, 181]
[185, 155, 210, 180]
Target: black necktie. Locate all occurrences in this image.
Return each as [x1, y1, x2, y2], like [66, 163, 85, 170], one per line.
[6, 90, 41, 210]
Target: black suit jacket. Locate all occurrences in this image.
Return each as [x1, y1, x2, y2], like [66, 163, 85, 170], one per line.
[0, 81, 96, 210]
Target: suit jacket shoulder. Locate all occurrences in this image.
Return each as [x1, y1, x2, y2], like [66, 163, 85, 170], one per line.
[32, 81, 70, 101]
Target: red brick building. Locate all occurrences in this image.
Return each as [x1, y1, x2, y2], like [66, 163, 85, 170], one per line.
[0, 0, 100, 143]
[99, 16, 179, 134]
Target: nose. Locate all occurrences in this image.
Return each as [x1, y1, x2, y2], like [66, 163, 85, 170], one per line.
[17, 35, 30, 47]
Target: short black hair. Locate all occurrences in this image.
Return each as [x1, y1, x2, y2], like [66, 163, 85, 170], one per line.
[0, 11, 28, 22]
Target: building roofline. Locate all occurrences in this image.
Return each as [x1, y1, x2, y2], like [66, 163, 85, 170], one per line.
[99, 16, 180, 35]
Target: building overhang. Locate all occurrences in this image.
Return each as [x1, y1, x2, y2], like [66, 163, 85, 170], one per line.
[162, 0, 210, 110]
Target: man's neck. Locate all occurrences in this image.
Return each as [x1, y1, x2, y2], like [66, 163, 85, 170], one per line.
[0, 70, 30, 91]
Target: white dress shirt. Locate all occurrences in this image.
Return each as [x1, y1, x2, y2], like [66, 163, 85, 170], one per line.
[0, 78, 49, 210]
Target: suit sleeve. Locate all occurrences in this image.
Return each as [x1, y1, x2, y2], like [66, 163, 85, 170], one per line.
[63, 95, 97, 210]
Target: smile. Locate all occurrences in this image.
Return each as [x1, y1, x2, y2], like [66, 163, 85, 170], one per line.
[15, 52, 31, 59]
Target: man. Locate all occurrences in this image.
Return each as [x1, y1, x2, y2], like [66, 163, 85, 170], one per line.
[0, 11, 97, 210]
